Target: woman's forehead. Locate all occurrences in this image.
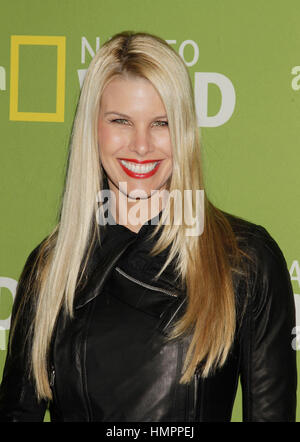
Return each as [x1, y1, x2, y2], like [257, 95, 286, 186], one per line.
[100, 76, 166, 114]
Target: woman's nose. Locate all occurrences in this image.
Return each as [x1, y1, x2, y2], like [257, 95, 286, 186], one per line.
[129, 126, 154, 156]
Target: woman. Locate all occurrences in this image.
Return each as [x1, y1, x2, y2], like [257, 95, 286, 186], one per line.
[0, 31, 297, 422]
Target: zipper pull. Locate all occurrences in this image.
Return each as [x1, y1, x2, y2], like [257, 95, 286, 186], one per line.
[49, 366, 56, 387]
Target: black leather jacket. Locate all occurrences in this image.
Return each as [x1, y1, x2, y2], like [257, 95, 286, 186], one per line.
[0, 211, 297, 422]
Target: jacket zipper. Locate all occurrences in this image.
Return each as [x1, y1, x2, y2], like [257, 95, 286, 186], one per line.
[115, 266, 177, 298]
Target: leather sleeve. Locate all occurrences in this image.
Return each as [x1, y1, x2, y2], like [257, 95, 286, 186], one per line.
[0, 243, 48, 421]
[239, 226, 297, 422]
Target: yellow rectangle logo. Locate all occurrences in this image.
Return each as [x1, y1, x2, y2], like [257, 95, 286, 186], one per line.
[10, 35, 66, 122]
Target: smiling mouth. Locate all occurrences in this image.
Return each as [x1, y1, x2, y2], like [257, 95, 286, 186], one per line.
[118, 158, 162, 178]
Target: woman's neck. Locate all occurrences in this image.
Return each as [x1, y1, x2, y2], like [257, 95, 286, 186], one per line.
[110, 186, 168, 233]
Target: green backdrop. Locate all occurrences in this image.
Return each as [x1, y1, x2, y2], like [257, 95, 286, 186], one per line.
[0, 0, 299, 422]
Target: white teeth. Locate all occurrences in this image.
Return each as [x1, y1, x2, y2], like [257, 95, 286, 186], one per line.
[120, 160, 158, 174]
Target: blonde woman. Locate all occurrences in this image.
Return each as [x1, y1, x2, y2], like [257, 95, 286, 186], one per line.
[0, 31, 297, 422]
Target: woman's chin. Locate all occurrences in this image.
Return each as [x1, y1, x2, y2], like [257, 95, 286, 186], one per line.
[118, 182, 161, 200]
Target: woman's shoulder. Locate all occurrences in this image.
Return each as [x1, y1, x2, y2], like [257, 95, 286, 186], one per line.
[221, 209, 289, 268]
[19, 237, 48, 279]
[221, 210, 293, 313]
[14, 236, 50, 311]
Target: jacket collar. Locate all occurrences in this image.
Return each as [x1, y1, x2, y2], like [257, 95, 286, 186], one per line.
[74, 203, 165, 310]
[74, 231, 137, 309]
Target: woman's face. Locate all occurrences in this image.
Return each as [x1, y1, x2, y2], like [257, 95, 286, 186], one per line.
[98, 75, 173, 199]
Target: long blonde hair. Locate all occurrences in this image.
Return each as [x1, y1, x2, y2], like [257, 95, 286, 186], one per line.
[10, 31, 251, 400]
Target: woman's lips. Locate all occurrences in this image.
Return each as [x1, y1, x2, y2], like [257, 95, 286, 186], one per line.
[118, 158, 162, 179]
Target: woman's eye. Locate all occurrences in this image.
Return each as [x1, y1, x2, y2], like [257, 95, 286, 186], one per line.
[111, 119, 128, 125]
[110, 119, 168, 127]
[153, 120, 168, 127]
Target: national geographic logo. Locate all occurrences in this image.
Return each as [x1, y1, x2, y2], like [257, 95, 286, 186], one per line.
[0, 36, 65, 122]
[1, 35, 237, 126]
[9, 35, 66, 122]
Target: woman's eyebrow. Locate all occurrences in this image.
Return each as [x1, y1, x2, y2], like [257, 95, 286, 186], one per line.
[104, 111, 167, 119]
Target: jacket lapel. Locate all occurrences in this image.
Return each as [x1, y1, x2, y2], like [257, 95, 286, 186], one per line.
[74, 228, 137, 309]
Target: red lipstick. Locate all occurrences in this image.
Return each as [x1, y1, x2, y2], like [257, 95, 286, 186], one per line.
[118, 158, 162, 179]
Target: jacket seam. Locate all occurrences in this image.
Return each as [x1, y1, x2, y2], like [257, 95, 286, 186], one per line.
[81, 301, 95, 421]
[199, 377, 205, 422]
[170, 341, 182, 419]
[244, 289, 254, 422]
